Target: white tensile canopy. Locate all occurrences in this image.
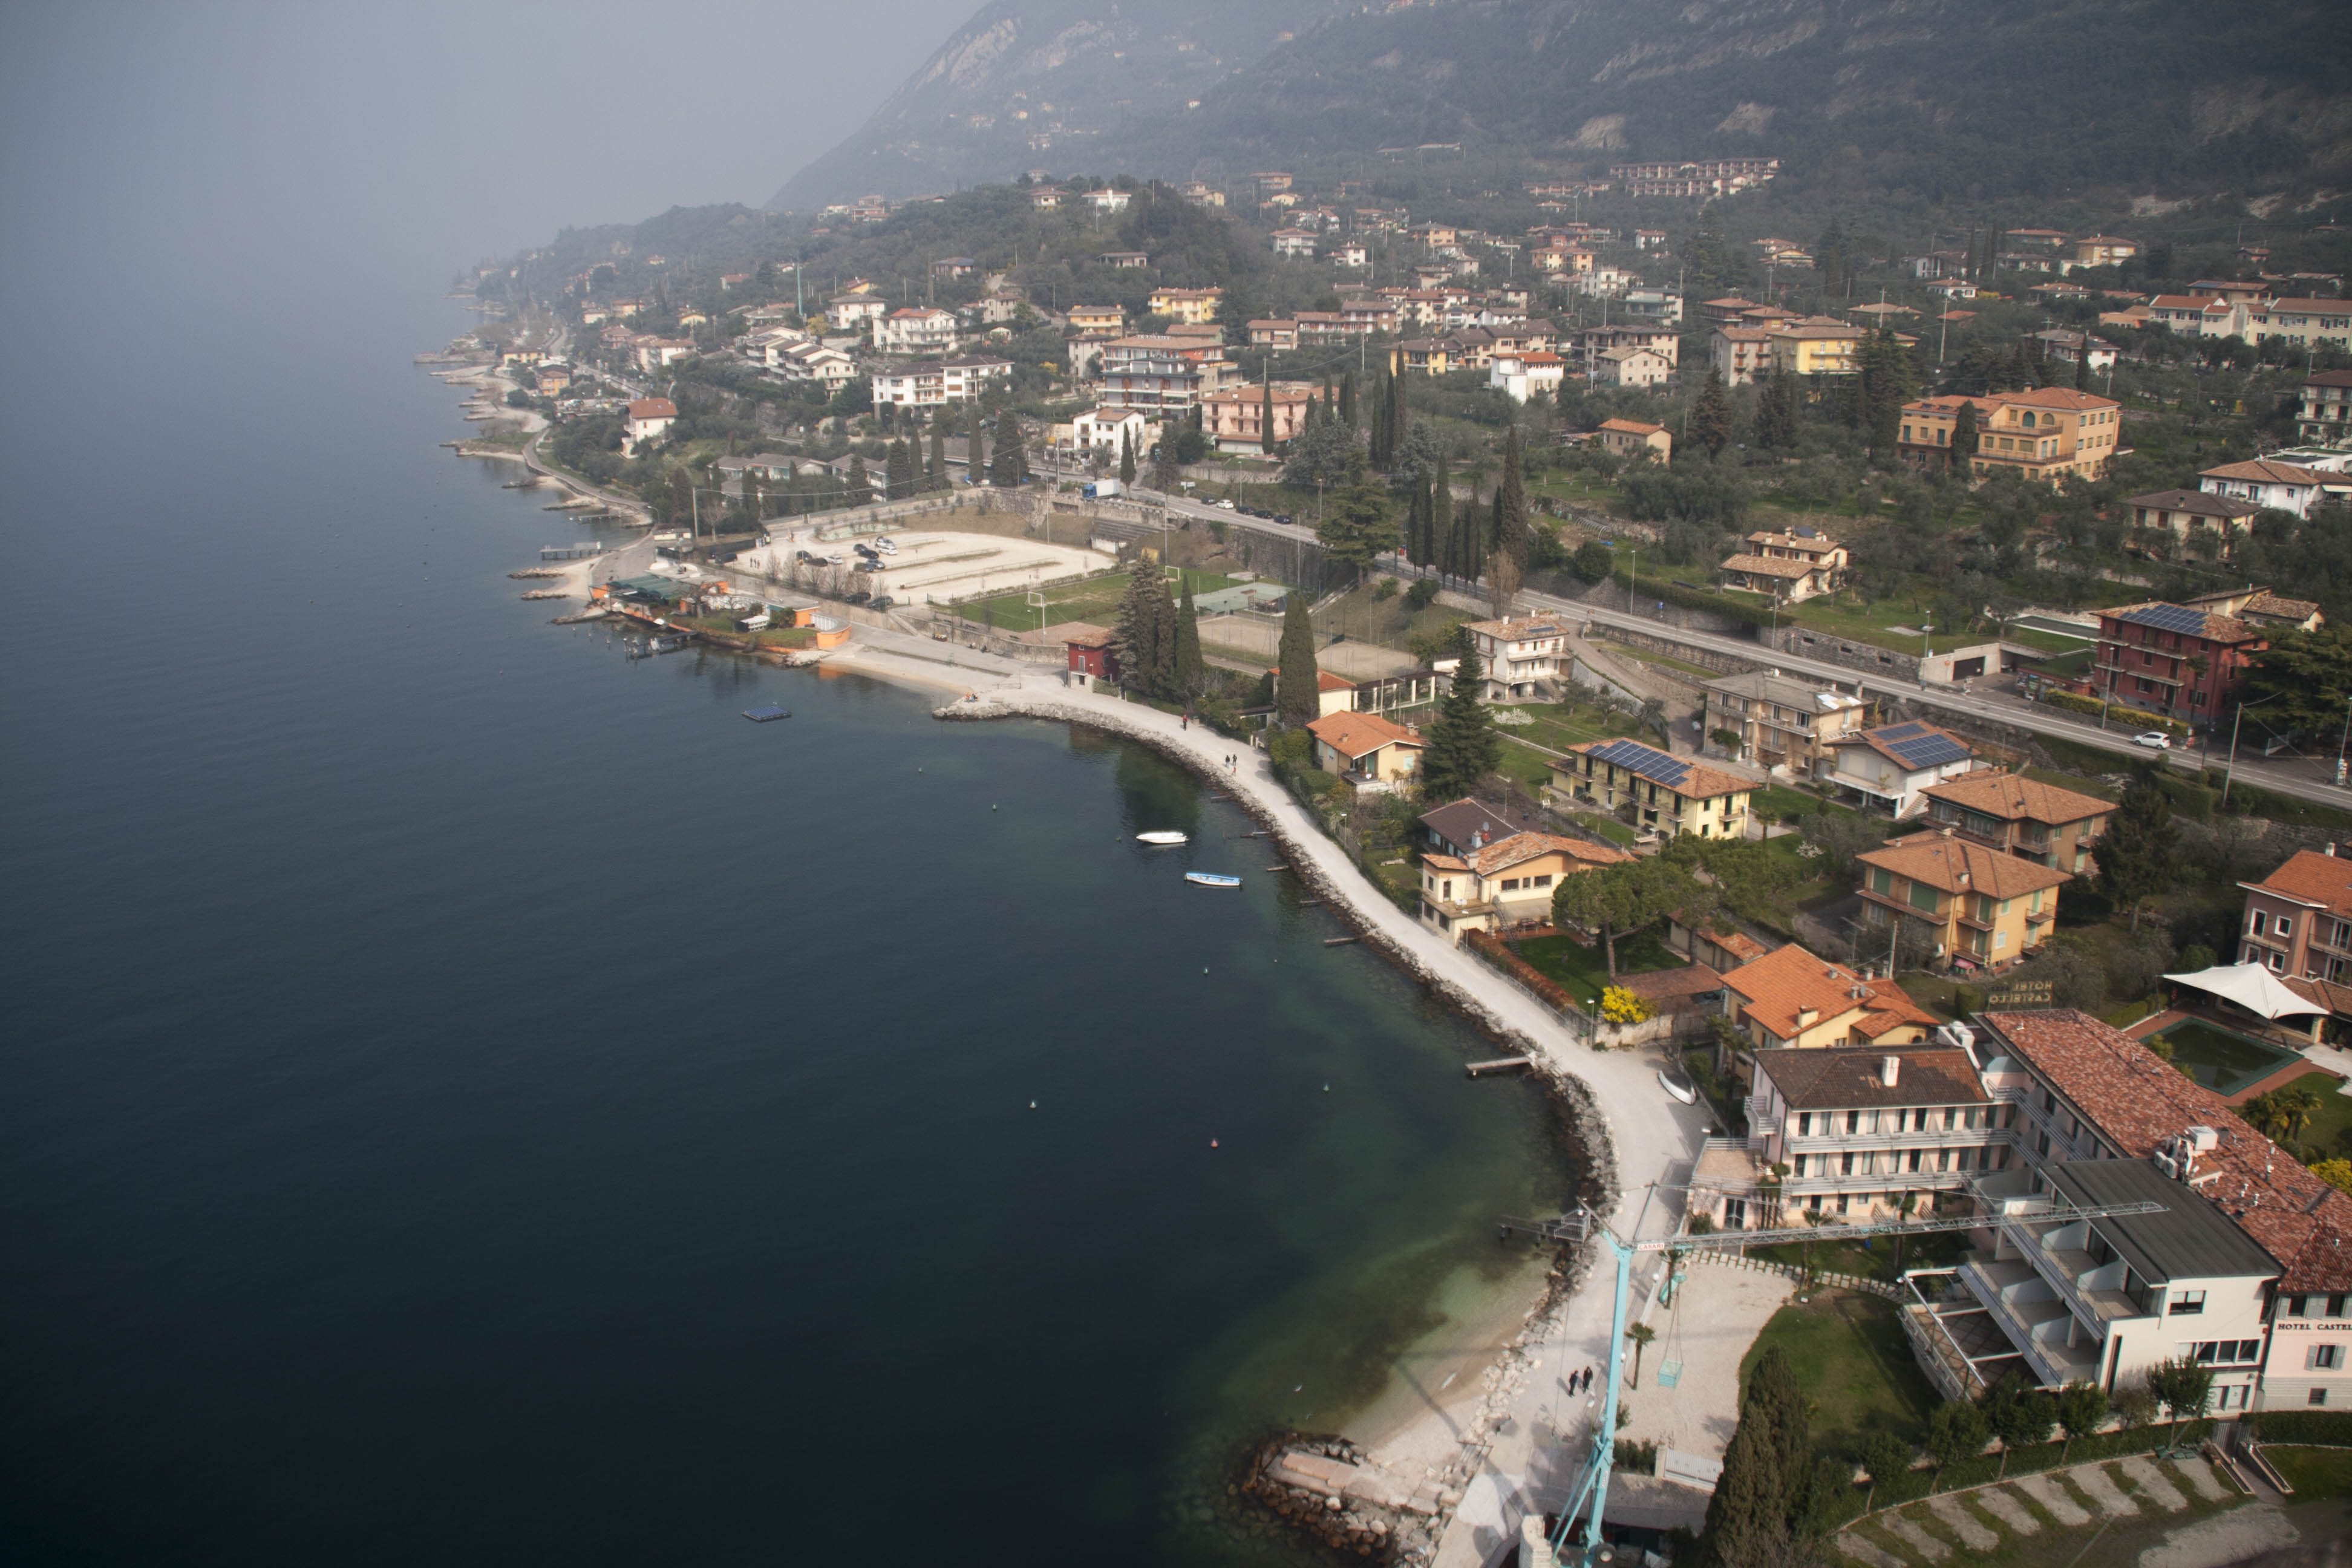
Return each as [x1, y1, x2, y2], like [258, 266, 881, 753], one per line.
[2162, 962, 2329, 1020]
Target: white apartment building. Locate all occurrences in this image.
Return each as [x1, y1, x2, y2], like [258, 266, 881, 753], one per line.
[1462, 616, 1567, 700]
[873, 308, 959, 356]
[868, 356, 1011, 409]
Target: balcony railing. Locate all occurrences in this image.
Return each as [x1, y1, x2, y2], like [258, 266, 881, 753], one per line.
[1960, 1261, 2101, 1387]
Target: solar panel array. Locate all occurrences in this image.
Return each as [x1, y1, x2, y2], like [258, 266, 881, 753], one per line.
[1587, 739, 1690, 788]
[2119, 603, 2209, 637]
[1873, 722, 1973, 769]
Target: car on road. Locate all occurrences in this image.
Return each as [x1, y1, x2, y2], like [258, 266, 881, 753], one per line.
[1217, 498, 1235, 510]
[1275, 514, 1293, 526]
[868, 595, 894, 610]
[846, 591, 871, 605]
[874, 538, 898, 555]
[2132, 731, 2172, 750]
[823, 553, 845, 566]
[795, 549, 817, 563]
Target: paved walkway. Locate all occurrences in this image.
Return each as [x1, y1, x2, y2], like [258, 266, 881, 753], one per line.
[1835, 1460, 2249, 1568]
[924, 670, 1715, 1567]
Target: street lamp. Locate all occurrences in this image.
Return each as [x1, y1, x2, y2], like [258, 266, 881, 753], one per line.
[2223, 691, 2284, 808]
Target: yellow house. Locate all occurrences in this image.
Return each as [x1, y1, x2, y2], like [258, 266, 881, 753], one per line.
[1718, 942, 1941, 1073]
[1148, 287, 1223, 325]
[1901, 387, 2123, 484]
[1549, 738, 1756, 840]
[1766, 317, 1864, 376]
[1855, 829, 2071, 973]
[1593, 418, 1671, 463]
[1307, 711, 1423, 789]
[1067, 304, 1125, 333]
[1419, 831, 1631, 944]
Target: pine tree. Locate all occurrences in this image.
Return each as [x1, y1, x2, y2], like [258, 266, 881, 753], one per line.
[1431, 451, 1454, 574]
[1172, 576, 1204, 701]
[1276, 590, 1320, 728]
[1259, 376, 1276, 455]
[1691, 366, 1733, 457]
[1120, 428, 1137, 484]
[2098, 773, 2178, 931]
[1419, 631, 1500, 802]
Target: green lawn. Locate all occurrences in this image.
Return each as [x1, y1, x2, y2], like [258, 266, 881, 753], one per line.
[1740, 1291, 1941, 1459]
[2264, 1069, 2352, 1159]
[2149, 1021, 2307, 1097]
[2265, 1445, 2352, 1498]
[1509, 701, 1643, 755]
[1753, 785, 1828, 825]
[1514, 927, 1682, 1003]
[956, 567, 1237, 630]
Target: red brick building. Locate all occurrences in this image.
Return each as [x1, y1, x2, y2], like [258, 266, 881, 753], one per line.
[2086, 600, 2269, 728]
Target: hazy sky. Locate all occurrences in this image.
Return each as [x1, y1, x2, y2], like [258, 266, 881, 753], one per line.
[0, 0, 978, 302]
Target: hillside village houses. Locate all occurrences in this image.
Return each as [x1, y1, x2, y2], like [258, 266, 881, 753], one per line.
[1200, 383, 1315, 449]
[1823, 720, 1982, 817]
[1710, 326, 1774, 387]
[2237, 846, 2352, 988]
[2122, 489, 2262, 560]
[2198, 457, 2350, 520]
[1488, 351, 1566, 403]
[625, 397, 676, 446]
[1702, 669, 1869, 777]
[1593, 417, 1671, 463]
[1918, 772, 2111, 877]
[1715, 944, 1939, 1067]
[2083, 599, 2273, 730]
[1462, 616, 1568, 700]
[1550, 738, 1759, 840]
[1857, 828, 2071, 973]
[1417, 830, 1630, 945]
[869, 356, 1011, 410]
[872, 307, 959, 356]
[1304, 710, 1423, 792]
[1592, 345, 1671, 388]
[1147, 286, 1223, 325]
[2299, 371, 2352, 446]
[1896, 388, 2124, 483]
[1714, 526, 1848, 602]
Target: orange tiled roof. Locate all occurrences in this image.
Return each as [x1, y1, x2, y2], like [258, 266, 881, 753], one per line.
[1921, 771, 2112, 828]
[1465, 831, 1630, 877]
[2244, 849, 2352, 920]
[1722, 943, 1940, 1040]
[1981, 1010, 2352, 1291]
[1596, 417, 1665, 437]
[1858, 831, 2073, 898]
[1306, 710, 1423, 760]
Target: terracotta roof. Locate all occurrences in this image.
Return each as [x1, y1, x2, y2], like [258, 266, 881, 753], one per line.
[1624, 962, 1726, 1005]
[1921, 771, 2112, 828]
[2101, 600, 2264, 644]
[1306, 710, 1423, 760]
[1420, 795, 1549, 851]
[1859, 831, 2072, 898]
[1596, 417, 1666, 437]
[1756, 1045, 1989, 1109]
[1722, 943, 1941, 1042]
[1316, 670, 1356, 693]
[2201, 459, 2328, 486]
[1997, 386, 2122, 412]
[2244, 849, 2352, 919]
[1057, 623, 1117, 648]
[1717, 552, 1821, 580]
[1464, 615, 1566, 641]
[1466, 831, 1630, 877]
[2308, 371, 2352, 388]
[1558, 739, 1757, 802]
[2242, 592, 2321, 622]
[1979, 1010, 2352, 1291]
[2124, 488, 2262, 518]
[2285, 975, 2352, 1019]
[627, 398, 677, 418]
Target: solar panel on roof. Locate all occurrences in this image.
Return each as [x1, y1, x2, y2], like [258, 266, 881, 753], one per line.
[1875, 722, 1927, 741]
[2121, 603, 2207, 636]
[1885, 731, 1973, 769]
[1589, 739, 1690, 788]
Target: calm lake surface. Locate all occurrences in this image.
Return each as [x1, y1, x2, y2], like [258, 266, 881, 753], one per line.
[0, 291, 1571, 1565]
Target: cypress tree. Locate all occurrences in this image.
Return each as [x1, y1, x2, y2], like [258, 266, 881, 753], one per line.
[1691, 366, 1734, 457]
[1172, 576, 1203, 700]
[991, 407, 1027, 486]
[1952, 400, 1979, 471]
[1697, 1345, 1815, 1568]
[2098, 773, 2178, 932]
[845, 453, 872, 507]
[1147, 576, 1179, 695]
[1112, 568, 1164, 692]
[929, 417, 946, 491]
[2074, 340, 2091, 390]
[1260, 376, 1276, 454]
[1276, 590, 1320, 727]
[1419, 630, 1500, 801]
[1120, 428, 1137, 484]
[1388, 367, 1410, 468]
[1431, 451, 1454, 576]
[1495, 424, 1527, 566]
[1460, 484, 1486, 582]
[1339, 370, 1356, 427]
[884, 438, 906, 499]
[969, 402, 987, 484]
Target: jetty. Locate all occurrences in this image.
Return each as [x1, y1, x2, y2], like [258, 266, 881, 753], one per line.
[1463, 1057, 1534, 1078]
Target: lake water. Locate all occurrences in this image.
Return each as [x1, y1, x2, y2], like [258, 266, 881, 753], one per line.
[0, 293, 1572, 1565]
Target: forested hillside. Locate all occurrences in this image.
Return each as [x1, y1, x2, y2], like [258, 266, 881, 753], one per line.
[773, 0, 2352, 209]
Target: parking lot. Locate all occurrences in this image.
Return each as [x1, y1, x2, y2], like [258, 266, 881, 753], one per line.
[737, 529, 1116, 610]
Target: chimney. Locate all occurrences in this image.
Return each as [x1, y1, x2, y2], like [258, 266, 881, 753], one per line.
[1797, 1007, 1820, 1029]
[1941, 826, 1955, 838]
[1881, 1055, 1901, 1086]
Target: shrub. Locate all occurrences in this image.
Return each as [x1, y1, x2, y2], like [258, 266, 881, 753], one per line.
[1600, 985, 1652, 1024]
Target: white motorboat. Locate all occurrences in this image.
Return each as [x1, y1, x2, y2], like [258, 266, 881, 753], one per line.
[1185, 872, 1241, 888]
[1137, 831, 1188, 846]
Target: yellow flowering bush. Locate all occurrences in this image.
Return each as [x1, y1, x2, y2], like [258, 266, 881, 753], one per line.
[1600, 985, 1651, 1025]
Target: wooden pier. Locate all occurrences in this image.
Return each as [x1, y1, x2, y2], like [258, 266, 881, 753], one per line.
[1323, 936, 1359, 947]
[1465, 1057, 1534, 1077]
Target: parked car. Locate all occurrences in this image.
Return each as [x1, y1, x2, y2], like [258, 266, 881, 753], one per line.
[868, 595, 895, 610]
[795, 550, 817, 563]
[1274, 514, 1293, 526]
[823, 553, 846, 566]
[846, 591, 871, 606]
[874, 538, 898, 555]
[1217, 498, 1235, 510]
[2132, 731, 2172, 750]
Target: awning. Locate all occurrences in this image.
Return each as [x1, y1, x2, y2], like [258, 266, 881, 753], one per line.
[2162, 962, 2330, 1020]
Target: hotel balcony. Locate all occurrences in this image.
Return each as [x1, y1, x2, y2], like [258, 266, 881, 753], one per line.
[1959, 1258, 2105, 1387]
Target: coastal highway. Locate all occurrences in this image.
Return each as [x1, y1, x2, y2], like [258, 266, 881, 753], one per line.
[1116, 484, 2352, 814]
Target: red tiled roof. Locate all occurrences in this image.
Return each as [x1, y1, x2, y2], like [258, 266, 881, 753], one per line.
[1921, 772, 2112, 828]
[1981, 1010, 2352, 1290]
[2244, 849, 2352, 920]
[1858, 831, 2072, 898]
[1306, 710, 1423, 759]
[1465, 831, 1630, 877]
[1722, 943, 1941, 1042]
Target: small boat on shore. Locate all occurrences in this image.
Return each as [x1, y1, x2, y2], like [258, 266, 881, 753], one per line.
[1185, 872, 1241, 888]
[742, 705, 791, 723]
[1137, 831, 1187, 846]
[648, 634, 691, 655]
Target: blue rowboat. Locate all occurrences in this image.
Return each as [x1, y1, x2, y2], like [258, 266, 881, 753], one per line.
[1184, 872, 1241, 888]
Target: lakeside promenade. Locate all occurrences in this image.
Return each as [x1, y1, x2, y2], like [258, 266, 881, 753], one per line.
[906, 660, 1714, 1565]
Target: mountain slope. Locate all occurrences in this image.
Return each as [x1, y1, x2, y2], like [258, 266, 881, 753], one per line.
[774, 0, 2352, 211]
[766, 0, 1354, 211]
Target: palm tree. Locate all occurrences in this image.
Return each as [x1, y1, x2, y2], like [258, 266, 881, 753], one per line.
[1627, 1322, 1658, 1385]
[2281, 1085, 2325, 1143]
